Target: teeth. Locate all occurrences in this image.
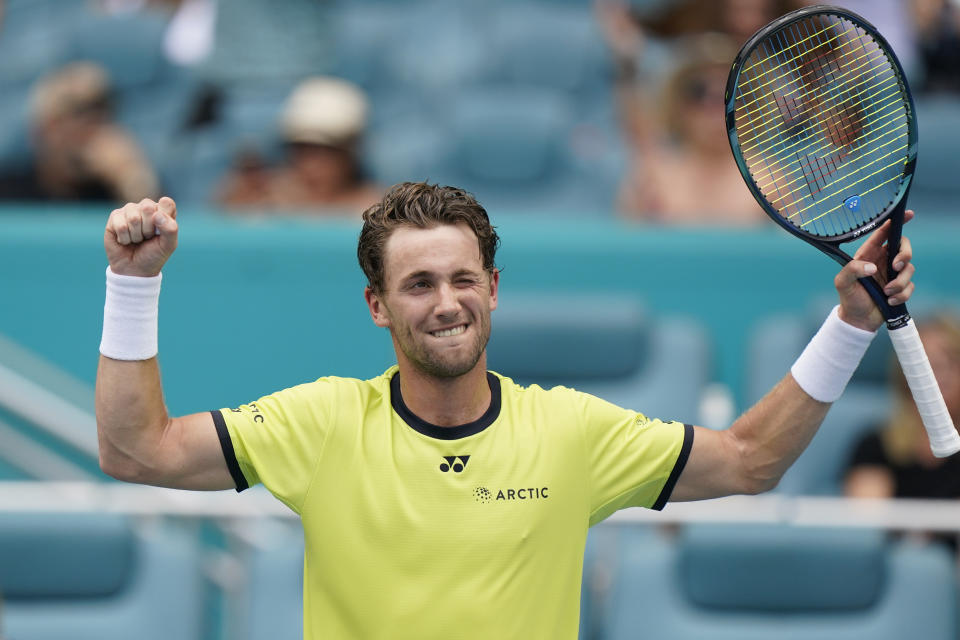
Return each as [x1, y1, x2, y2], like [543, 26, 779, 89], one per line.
[432, 325, 466, 337]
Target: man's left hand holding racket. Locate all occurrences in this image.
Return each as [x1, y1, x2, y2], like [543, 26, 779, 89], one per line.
[833, 211, 915, 332]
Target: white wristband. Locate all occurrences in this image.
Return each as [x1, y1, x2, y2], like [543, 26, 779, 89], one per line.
[100, 267, 162, 360]
[790, 306, 877, 403]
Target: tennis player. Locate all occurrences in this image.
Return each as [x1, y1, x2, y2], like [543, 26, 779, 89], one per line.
[96, 182, 916, 639]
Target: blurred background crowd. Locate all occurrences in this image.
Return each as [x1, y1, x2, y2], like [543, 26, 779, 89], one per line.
[0, 0, 957, 220]
[1, 2, 960, 638]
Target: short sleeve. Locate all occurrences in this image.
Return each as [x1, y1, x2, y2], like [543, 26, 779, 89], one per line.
[214, 378, 337, 514]
[578, 392, 692, 525]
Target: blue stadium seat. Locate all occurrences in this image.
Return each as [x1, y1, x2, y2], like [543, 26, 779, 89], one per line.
[484, 4, 611, 102]
[431, 87, 618, 213]
[601, 523, 958, 640]
[0, 93, 33, 172]
[0, 512, 205, 640]
[67, 12, 169, 92]
[231, 519, 304, 640]
[486, 293, 711, 424]
[911, 96, 960, 216]
[0, 1, 76, 87]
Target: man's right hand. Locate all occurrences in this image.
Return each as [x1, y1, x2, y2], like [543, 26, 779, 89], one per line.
[104, 197, 179, 277]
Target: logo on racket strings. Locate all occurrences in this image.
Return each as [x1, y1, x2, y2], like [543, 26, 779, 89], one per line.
[844, 195, 861, 212]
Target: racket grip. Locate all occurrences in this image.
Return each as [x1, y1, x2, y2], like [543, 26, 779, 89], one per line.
[889, 319, 960, 457]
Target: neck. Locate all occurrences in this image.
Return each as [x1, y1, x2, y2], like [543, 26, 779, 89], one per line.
[396, 358, 491, 427]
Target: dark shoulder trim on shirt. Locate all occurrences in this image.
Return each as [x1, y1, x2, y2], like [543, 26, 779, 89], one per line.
[211, 410, 249, 492]
[390, 371, 501, 440]
[651, 423, 694, 511]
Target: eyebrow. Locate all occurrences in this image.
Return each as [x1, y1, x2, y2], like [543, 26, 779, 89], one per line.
[398, 268, 483, 284]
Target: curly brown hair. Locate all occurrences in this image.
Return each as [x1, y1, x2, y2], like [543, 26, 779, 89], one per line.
[358, 182, 500, 294]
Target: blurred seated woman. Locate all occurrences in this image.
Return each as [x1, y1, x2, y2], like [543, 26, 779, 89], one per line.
[612, 34, 766, 224]
[0, 62, 159, 203]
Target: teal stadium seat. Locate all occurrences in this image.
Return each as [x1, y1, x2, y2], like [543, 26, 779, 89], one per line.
[231, 519, 304, 640]
[599, 523, 958, 640]
[486, 294, 711, 425]
[433, 87, 618, 214]
[911, 97, 960, 217]
[484, 4, 611, 103]
[0, 513, 205, 640]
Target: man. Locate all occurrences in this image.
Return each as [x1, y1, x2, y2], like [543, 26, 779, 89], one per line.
[96, 182, 916, 639]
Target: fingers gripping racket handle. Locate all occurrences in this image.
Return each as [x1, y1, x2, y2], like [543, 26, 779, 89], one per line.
[889, 319, 960, 457]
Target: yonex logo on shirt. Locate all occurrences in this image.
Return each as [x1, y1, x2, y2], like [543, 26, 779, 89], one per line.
[439, 455, 470, 472]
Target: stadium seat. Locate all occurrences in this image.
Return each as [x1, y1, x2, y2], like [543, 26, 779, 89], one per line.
[432, 87, 618, 214]
[67, 12, 170, 92]
[911, 96, 960, 217]
[486, 293, 711, 424]
[230, 518, 304, 640]
[0, 1, 75, 88]
[0, 512, 205, 640]
[484, 4, 611, 102]
[600, 523, 958, 640]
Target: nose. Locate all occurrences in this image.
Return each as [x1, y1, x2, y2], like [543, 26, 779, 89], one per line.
[434, 282, 461, 317]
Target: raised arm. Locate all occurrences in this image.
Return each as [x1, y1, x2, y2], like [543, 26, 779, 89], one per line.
[671, 213, 916, 501]
[96, 197, 235, 490]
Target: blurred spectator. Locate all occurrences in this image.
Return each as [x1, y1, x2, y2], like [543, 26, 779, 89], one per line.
[911, 0, 960, 93]
[217, 77, 381, 215]
[596, 0, 791, 89]
[0, 61, 159, 203]
[844, 313, 960, 501]
[609, 32, 766, 223]
[596, 0, 783, 223]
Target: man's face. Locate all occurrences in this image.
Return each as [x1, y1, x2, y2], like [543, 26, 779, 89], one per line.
[365, 223, 498, 379]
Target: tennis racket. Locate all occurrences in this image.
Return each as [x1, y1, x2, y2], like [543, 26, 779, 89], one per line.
[725, 5, 960, 457]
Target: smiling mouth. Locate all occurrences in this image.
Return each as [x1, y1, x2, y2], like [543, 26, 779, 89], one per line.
[430, 325, 467, 338]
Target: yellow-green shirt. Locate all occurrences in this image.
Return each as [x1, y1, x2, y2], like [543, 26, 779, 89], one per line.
[214, 367, 692, 640]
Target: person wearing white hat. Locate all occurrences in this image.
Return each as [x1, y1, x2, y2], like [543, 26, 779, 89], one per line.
[218, 76, 381, 214]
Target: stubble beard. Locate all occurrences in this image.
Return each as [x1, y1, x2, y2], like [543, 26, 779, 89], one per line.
[395, 316, 491, 379]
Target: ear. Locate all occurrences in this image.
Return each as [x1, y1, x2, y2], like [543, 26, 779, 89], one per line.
[365, 286, 392, 328]
[488, 268, 500, 312]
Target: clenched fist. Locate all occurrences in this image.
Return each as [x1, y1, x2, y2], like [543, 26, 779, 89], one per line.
[104, 197, 179, 277]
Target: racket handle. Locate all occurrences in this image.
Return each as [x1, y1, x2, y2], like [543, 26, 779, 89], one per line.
[889, 319, 960, 457]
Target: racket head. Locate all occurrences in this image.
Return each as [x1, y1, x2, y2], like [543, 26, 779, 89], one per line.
[725, 5, 917, 246]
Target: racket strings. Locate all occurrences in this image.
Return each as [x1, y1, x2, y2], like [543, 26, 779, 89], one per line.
[736, 29, 891, 153]
[740, 74, 901, 162]
[735, 23, 856, 111]
[732, 14, 910, 237]
[758, 96, 908, 207]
